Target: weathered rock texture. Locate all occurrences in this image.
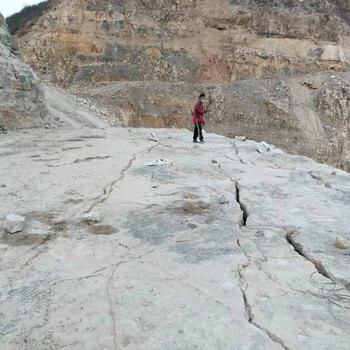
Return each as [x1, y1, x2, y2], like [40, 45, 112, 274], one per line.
[1, 119, 349, 349]
[12, 0, 350, 170]
[0, 13, 48, 130]
[78, 71, 350, 170]
[15, 0, 350, 84]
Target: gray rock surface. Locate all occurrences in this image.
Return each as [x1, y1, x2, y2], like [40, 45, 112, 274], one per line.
[0, 13, 48, 130]
[0, 121, 349, 349]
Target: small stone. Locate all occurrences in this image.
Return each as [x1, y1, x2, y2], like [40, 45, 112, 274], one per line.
[148, 132, 158, 142]
[188, 223, 197, 229]
[211, 159, 218, 163]
[256, 141, 271, 154]
[82, 212, 100, 224]
[135, 317, 141, 322]
[181, 304, 186, 308]
[125, 285, 133, 289]
[331, 171, 337, 175]
[178, 329, 184, 333]
[335, 236, 349, 250]
[325, 182, 331, 188]
[142, 301, 149, 306]
[0, 184, 6, 188]
[4, 214, 25, 234]
[218, 195, 229, 204]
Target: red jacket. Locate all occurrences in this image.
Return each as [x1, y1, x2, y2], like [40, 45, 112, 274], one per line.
[193, 100, 205, 122]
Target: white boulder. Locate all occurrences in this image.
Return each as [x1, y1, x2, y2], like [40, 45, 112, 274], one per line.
[4, 214, 25, 234]
[335, 236, 349, 250]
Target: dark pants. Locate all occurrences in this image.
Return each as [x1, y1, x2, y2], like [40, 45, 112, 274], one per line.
[193, 121, 203, 141]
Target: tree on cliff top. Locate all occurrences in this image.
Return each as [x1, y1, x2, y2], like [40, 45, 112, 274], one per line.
[6, 0, 51, 35]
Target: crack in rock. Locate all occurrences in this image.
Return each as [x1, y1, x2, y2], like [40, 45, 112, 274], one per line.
[234, 184, 289, 349]
[106, 247, 154, 350]
[286, 230, 332, 280]
[73, 156, 112, 163]
[85, 144, 159, 214]
[235, 182, 249, 227]
[232, 142, 245, 164]
[237, 265, 289, 350]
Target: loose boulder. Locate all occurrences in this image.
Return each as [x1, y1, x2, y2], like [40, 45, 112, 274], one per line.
[335, 236, 349, 250]
[4, 214, 25, 234]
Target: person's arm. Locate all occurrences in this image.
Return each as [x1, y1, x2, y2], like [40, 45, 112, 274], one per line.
[196, 102, 205, 114]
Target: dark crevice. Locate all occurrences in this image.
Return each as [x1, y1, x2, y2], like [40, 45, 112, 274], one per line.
[235, 182, 248, 226]
[237, 267, 289, 350]
[252, 322, 290, 350]
[286, 231, 332, 280]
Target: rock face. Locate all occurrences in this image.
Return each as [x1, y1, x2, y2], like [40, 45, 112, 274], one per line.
[1, 120, 349, 349]
[0, 13, 48, 130]
[80, 72, 350, 170]
[12, 1, 350, 170]
[15, 0, 350, 85]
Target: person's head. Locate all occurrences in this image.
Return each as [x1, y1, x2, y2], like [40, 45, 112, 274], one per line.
[199, 93, 206, 102]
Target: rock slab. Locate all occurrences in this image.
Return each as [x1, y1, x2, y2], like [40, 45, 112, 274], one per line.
[0, 12, 48, 130]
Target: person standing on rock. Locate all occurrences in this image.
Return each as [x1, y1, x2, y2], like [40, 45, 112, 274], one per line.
[193, 94, 207, 143]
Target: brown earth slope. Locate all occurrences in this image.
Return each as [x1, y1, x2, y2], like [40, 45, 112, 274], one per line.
[16, 0, 350, 85]
[12, 0, 350, 170]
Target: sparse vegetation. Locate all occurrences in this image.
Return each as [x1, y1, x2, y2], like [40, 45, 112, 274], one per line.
[6, 0, 51, 34]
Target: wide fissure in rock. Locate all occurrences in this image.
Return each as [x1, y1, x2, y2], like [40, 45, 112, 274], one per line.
[235, 182, 248, 227]
[286, 230, 333, 280]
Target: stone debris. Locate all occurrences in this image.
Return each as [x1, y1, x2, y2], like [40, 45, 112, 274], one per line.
[146, 159, 168, 166]
[235, 136, 246, 142]
[218, 195, 229, 204]
[4, 214, 25, 234]
[335, 236, 349, 250]
[148, 132, 158, 142]
[0, 125, 7, 134]
[82, 212, 100, 224]
[256, 141, 271, 154]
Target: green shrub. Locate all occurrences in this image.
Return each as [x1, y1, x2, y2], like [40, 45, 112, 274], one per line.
[6, 0, 51, 34]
